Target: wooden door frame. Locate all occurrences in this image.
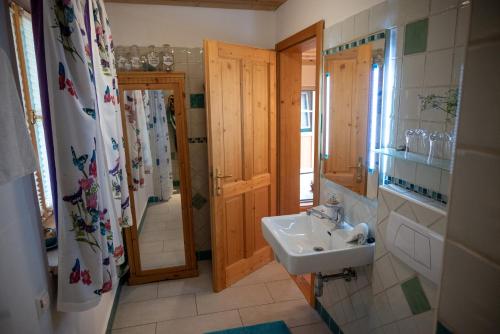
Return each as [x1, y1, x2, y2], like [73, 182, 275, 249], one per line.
[117, 71, 198, 285]
[276, 20, 324, 212]
[276, 21, 324, 306]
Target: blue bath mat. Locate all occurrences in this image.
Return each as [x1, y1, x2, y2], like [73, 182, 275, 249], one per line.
[205, 321, 291, 334]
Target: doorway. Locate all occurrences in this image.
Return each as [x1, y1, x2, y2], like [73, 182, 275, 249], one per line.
[277, 21, 324, 215]
[276, 21, 324, 305]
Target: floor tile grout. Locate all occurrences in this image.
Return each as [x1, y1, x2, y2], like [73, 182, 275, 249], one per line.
[113, 261, 315, 331]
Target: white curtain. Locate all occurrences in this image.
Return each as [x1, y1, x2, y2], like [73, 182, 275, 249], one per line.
[43, 0, 131, 311]
[145, 90, 174, 200]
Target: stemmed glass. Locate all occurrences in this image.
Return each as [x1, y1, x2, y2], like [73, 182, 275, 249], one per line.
[405, 129, 416, 157]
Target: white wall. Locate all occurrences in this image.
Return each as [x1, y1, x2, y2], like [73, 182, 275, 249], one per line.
[107, 3, 276, 48]
[275, 0, 384, 41]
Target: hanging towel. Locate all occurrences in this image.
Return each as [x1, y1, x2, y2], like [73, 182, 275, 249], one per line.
[0, 48, 37, 185]
[344, 223, 369, 245]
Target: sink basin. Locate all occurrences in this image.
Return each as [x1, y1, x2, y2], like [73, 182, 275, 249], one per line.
[262, 213, 375, 275]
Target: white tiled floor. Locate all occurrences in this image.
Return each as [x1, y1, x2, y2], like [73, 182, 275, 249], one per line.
[113, 261, 327, 333]
[139, 194, 185, 270]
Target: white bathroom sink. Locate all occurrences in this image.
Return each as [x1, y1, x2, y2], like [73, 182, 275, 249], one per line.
[262, 213, 375, 275]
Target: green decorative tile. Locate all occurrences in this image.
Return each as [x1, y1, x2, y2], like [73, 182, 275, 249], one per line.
[190, 93, 205, 108]
[401, 277, 431, 315]
[192, 192, 207, 210]
[404, 19, 428, 55]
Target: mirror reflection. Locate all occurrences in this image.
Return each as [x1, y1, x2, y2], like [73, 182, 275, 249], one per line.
[124, 89, 185, 270]
[322, 37, 385, 198]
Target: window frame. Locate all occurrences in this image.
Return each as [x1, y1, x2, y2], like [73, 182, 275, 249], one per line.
[300, 90, 315, 133]
[10, 2, 53, 222]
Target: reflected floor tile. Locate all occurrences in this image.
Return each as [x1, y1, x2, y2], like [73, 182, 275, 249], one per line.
[140, 240, 164, 254]
[163, 239, 185, 252]
[119, 283, 158, 304]
[139, 229, 184, 243]
[290, 322, 332, 334]
[141, 221, 168, 232]
[231, 261, 290, 287]
[156, 310, 242, 334]
[238, 299, 321, 328]
[111, 323, 156, 334]
[196, 283, 273, 315]
[113, 294, 196, 329]
[158, 262, 212, 298]
[266, 279, 305, 302]
[141, 250, 186, 270]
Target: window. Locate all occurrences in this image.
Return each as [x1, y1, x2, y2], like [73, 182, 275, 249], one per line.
[300, 90, 315, 132]
[10, 3, 53, 222]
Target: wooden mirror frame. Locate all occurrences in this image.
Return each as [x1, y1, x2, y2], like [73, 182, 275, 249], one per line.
[118, 72, 197, 285]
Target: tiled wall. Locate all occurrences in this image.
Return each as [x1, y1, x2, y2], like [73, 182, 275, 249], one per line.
[437, 1, 500, 332]
[381, 0, 471, 200]
[369, 186, 446, 333]
[318, 1, 471, 333]
[175, 47, 212, 252]
[165, 47, 211, 251]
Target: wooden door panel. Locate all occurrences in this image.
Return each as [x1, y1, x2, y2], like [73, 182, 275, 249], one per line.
[221, 58, 243, 182]
[252, 63, 270, 176]
[205, 40, 276, 291]
[254, 186, 270, 250]
[224, 195, 245, 266]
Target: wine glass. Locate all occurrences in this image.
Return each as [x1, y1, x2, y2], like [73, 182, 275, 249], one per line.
[405, 129, 416, 157]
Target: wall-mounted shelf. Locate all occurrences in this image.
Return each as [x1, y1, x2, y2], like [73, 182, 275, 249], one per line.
[374, 148, 452, 171]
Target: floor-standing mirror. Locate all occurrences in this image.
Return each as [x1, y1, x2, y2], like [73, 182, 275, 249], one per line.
[118, 72, 197, 284]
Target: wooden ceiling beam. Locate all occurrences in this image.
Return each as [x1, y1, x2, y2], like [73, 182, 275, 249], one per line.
[104, 0, 288, 11]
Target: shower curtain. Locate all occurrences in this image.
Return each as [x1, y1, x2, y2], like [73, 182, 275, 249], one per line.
[41, 0, 131, 311]
[145, 90, 174, 200]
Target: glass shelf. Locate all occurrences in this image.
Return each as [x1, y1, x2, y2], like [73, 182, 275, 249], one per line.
[374, 148, 452, 171]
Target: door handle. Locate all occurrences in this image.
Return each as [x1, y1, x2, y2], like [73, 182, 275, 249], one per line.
[354, 157, 363, 183]
[214, 168, 232, 196]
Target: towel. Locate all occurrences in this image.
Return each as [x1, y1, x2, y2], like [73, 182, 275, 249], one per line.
[344, 223, 369, 245]
[0, 48, 36, 186]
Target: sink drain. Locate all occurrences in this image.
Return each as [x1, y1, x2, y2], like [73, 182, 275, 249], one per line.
[313, 246, 324, 252]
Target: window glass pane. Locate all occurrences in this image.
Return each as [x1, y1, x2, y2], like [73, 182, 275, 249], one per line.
[35, 119, 53, 209]
[20, 14, 42, 115]
[300, 91, 314, 132]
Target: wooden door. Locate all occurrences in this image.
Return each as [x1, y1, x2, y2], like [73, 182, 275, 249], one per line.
[204, 40, 277, 291]
[323, 45, 371, 195]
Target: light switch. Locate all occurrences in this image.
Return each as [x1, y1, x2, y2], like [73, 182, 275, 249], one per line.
[414, 232, 431, 268]
[395, 225, 414, 257]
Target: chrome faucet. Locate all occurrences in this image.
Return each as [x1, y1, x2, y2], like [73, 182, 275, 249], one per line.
[306, 203, 344, 228]
[306, 207, 332, 220]
[325, 194, 345, 228]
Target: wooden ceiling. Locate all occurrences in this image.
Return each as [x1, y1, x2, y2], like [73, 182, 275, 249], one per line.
[105, 0, 288, 11]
